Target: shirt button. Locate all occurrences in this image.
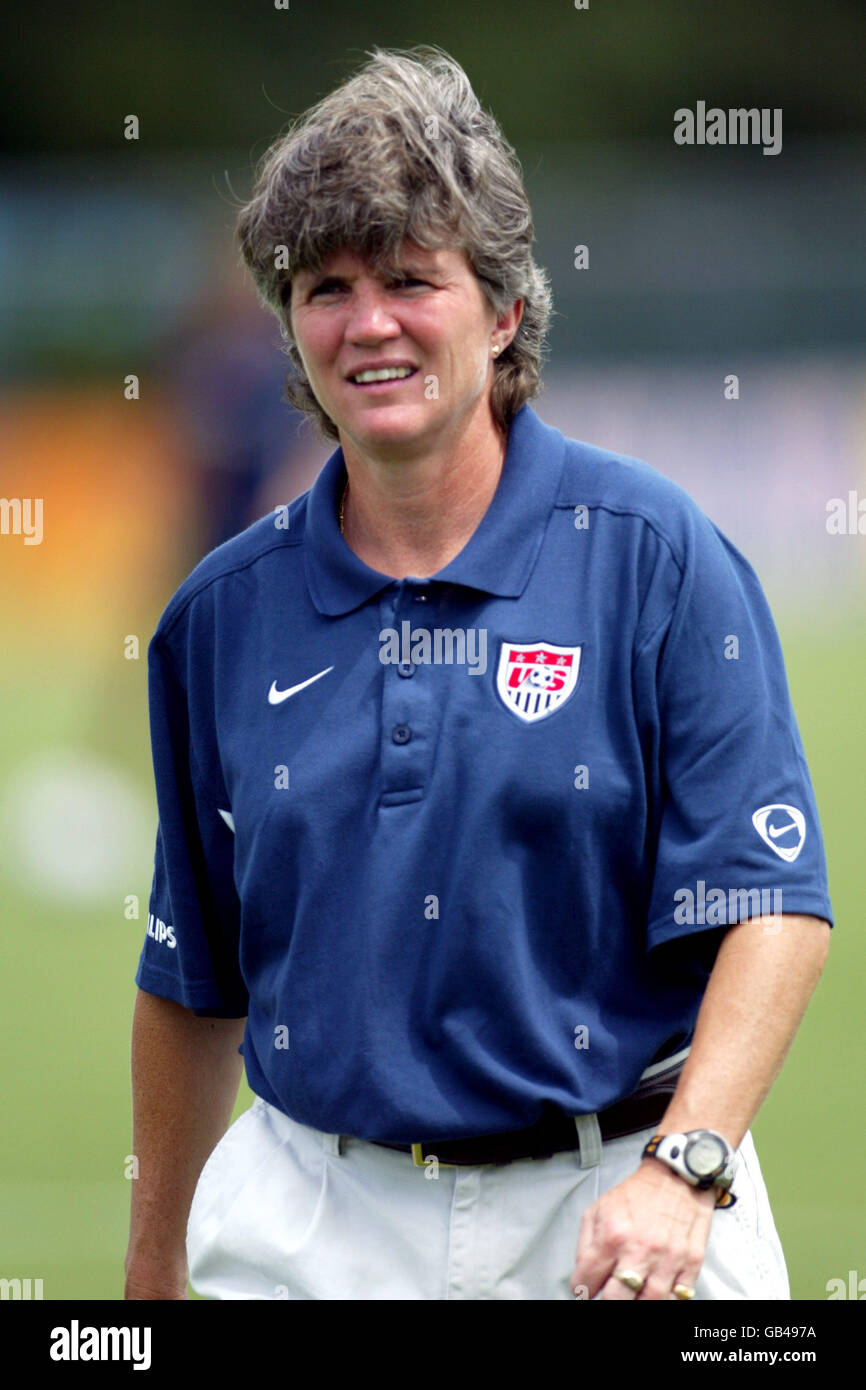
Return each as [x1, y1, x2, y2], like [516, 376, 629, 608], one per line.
[392, 724, 412, 744]
[397, 663, 415, 678]
[413, 592, 429, 602]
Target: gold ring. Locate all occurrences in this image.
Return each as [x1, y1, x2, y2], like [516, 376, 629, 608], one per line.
[673, 1283, 695, 1300]
[613, 1268, 645, 1293]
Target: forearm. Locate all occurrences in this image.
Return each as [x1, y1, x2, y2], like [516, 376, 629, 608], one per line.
[125, 988, 246, 1297]
[654, 913, 831, 1149]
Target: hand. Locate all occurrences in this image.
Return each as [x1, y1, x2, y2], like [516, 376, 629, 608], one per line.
[571, 1157, 717, 1300]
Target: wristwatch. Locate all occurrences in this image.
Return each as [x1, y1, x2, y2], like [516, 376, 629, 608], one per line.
[642, 1129, 738, 1208]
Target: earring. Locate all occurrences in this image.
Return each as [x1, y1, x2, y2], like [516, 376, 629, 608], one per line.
[492, 344, 501, 356]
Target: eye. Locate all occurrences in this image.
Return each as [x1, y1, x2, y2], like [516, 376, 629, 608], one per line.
[309, 278, 345, 298]
[307, 274, 430, 299]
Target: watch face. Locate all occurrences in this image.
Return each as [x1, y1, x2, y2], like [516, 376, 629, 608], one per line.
[685, 1133, 726, 1178]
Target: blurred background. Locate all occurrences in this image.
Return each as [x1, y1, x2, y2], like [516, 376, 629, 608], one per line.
[1, 0, 863, 1300]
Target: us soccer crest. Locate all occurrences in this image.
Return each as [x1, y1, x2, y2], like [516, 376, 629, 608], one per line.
[496, 641, 582, 723]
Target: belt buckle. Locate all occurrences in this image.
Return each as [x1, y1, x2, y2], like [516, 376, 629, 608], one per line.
[411, 1141, 459, 1170]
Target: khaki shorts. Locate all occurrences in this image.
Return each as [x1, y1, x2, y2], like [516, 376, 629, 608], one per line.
[186, 1094, 790, 1300]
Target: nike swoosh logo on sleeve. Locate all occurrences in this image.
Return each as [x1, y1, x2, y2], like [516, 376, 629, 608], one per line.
[768, 822, 798, 839]
[268, 667, 334, 705]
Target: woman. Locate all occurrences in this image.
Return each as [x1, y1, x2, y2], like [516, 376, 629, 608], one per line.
[126, 45, 832, 1301]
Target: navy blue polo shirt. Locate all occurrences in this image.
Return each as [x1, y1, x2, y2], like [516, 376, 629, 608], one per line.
[136, 403, 833, 1143]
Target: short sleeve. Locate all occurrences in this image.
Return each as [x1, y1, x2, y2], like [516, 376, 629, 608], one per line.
[135, 632, 248, 1017]
[638, 515, 833, 954]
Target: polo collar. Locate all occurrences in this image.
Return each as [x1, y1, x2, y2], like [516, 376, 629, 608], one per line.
[304, 403, 567, 616]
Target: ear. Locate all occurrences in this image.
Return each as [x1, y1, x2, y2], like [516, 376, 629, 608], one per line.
[496, 297, 523, 348]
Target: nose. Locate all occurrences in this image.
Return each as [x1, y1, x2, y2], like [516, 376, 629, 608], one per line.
[344, 280, 401, 343]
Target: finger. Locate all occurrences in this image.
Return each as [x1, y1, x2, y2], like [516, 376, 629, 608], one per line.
[597, 1245, 652, 1301]
[573, 1255, 614, 1300]
[636, 1262, 684, 1301]
[638, 1206, 712, 1301]
[573, 1199, 598, 1268]
[572, 1234, 636, 1300]
[599, 1265, 647, 1301]
[571, 1203, 607, 1298]
[665, 1238, 708, 1303]
[668, 1202, 714, 1300]
[574, 1205, 649, 1300]
[667, 1279, 698, 1302]
[633, 1241, 693, 1301]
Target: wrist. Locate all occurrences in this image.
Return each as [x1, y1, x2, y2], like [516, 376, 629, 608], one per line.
[640, 1128, 739, 1207]
[124, 1243, 188, 1283]
[638, 1154, 715, 1199]
[124, 1275, 188, 1301]
[658, 1110, 744, 1149]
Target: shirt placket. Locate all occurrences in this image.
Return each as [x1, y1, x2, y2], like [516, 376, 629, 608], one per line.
[378, 579, 439, 807]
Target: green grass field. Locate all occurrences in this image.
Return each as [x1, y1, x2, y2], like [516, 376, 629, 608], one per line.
[0, 607, 862, 1300]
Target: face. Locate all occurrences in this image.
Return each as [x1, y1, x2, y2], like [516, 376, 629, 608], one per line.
[288, 242, 517, 459]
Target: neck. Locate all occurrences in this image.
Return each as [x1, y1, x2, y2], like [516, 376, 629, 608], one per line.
[338, 399, 507, 578]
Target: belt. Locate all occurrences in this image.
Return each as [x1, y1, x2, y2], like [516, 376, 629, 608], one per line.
[370, 1052, 687, 1168]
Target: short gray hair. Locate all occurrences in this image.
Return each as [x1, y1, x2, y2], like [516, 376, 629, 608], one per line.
[236, 45, 552, 440]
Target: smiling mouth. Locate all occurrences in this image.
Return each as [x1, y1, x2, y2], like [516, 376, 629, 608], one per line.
[348, 366, 418, 386]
